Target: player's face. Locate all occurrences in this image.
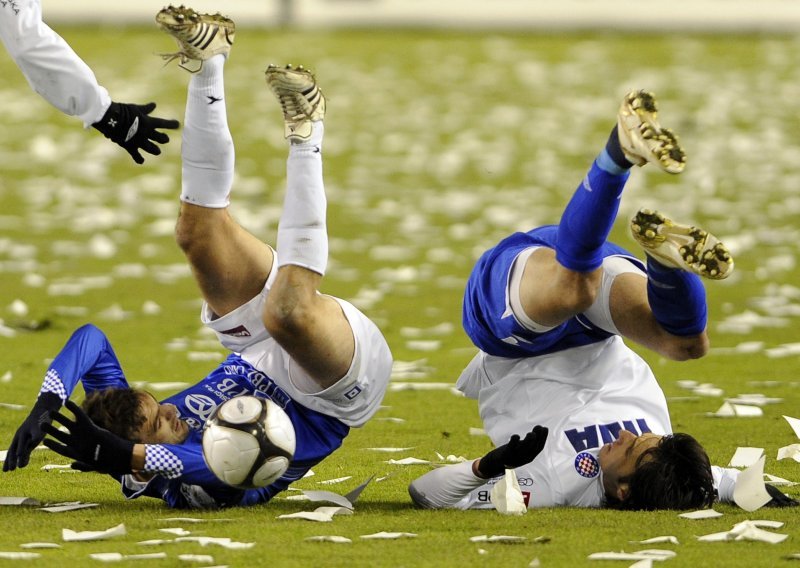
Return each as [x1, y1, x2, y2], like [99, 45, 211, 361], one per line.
[598, 430, 662, 500]
[132, 393, 190, 444]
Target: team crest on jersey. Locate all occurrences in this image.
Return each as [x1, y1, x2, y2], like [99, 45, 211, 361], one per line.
[574, 452, 600, 478]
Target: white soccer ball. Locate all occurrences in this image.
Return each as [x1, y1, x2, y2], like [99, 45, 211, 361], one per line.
[201, 396, 296, 489]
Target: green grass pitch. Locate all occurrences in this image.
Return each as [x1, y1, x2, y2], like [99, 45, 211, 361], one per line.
[1, 26, 800, 567]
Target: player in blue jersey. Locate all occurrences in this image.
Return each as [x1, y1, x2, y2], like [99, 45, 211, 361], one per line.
[0, 0, 179, 163]
[2, 6, 392, 509]
[410, 90, 796, 511]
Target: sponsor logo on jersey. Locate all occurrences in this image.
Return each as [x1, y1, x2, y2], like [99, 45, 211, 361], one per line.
[564, 418, 652, 453]
[219, 324, 252, 337]
[574, 452, 600, 478]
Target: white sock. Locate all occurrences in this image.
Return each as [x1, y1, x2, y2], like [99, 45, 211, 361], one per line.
[180, 55, 234, 208]
[276, 121, 327, 275]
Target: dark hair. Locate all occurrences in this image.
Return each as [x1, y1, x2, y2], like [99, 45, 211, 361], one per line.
[82, 388, 147, 442]
[605, 433, 715, 511]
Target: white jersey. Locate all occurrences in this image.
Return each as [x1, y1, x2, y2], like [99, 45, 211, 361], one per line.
[1, 0, 110, 125]
[457, 335, 672, 508]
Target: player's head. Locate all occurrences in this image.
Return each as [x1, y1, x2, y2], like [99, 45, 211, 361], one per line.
[599, 430, 714, 511]
[83, 388, 189, 444]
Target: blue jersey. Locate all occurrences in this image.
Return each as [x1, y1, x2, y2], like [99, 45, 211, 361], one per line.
[41, 324, 349, 508]
[462, 226, 643, 359]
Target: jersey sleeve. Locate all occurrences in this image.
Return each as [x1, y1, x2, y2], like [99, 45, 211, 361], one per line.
[712, 465, 740, 504]
[42, 324, 129, 402]
[0, 0, 110, 125]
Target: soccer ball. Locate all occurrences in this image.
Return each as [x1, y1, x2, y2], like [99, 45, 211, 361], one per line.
[201, 396, 296, 489]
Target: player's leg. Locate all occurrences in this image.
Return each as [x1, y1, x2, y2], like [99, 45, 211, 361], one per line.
[157, 6, 273, 317]
[261, 65, 355, 388]
[517, 90, 686, 327]
[607, 210, 733, 360]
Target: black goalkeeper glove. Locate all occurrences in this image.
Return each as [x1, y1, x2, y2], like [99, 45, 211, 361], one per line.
[42, 399, 134, 476]
[477, 425, 549, 479]
[764, 483, 800, 507]
[3, 392, 62, 472]
[92, 101, 180, 164]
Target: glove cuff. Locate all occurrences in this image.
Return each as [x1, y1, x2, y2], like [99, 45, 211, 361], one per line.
[34, 392, 62, 412]
[91, 102, 127, 143]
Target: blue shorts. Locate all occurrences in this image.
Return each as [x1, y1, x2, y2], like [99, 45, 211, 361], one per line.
[462, 226, 643, 358]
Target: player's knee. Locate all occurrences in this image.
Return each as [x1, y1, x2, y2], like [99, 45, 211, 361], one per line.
[263, 294, 317, 341]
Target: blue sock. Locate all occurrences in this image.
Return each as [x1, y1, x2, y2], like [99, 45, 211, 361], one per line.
[555, 161, 629, 272]
[646, 256, 708, 336]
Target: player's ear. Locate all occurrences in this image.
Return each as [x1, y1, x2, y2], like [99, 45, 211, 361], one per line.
[615, 482, 631, 502]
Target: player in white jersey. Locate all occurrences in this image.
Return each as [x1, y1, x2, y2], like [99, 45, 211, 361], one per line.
[409, 91, 796, 511]
[0, 0, 179, 163]
[3, 6, 392, 509]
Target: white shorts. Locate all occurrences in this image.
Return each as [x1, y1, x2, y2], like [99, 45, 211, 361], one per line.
[200, 261, 392, 428]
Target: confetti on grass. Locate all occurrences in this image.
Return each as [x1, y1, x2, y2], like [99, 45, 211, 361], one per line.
[697, 520, 788, 544]
[679, 509, 723, 519]
[361, 532, 417, 540]
[62, 523, 126, 542]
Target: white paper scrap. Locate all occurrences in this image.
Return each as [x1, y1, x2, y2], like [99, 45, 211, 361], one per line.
[277, 511, 334, 522]
[0, 552, 40, 560]
[160, 528, 191, 536]
[733, 456, 772, 512]
[317, 476, 352, 485]
[587, 550, 676, 561]
[175, 536, 255, 549]
[360, 532, 417, 540]
[697, 520, 788, 544]
[470, 535, 527, 544]
[62, 523, 126, 542]
[41, 502, 98, 512]
[634, 536, 679, 545]
[389, 382, 452, 392]
[300, 490, 354, 510]
[304, 535, 352, 544]
[784, 415, 800, 439]
[19, 543, 60, 549]
[0, 402, 24, 410]
[777, 444, 800, 462]
[709, 402, 763, 417]
[728, 447, 765, 468]
[629, 561, 653, 568]
[386, 457, 431, 465]
[137, 539, 174, 546]
[491, 469, 527, 516]
[679, 509, 723, 519]
[177, 554, 214, 563]
[363, 447, 415, 453]
[0, 497, 40, 506]
[90, 552, 168, 562]
[764, 474, 798, 487]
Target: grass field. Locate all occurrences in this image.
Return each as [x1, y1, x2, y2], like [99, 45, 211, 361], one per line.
[1, 25, 800, 567]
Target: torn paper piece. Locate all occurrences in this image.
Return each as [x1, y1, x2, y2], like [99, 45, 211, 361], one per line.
[470, 535, 527, 544]
[491, 469, 527, 515]
[41, 464, 80, 472]
[143, 382, 191, 392]
[304, 536, 352, 544]
[629, 561, 653, 568]
[20, 543, 59, 549]
[363, 447, 415, 453]
[0, 552, 40, 560]
[733, 456, 771, 512]
[0, 497, 41, 506]
[159, 517, 232, 523]
[62, 523, 126, 542]
[137, 540, 174, 546]
[726, 395, 783, 406]
[277, 506, 351, 522]
[469, 427, 487, 436]
[0, 402, 24, 410]
[784, 415, 800, 439]
[90, 552, 168, 562]
[633, 536, 679, 545]
[360, 532, 417, 540]
[299, 490, 354, 510]
[386, 457, 431, 465]
[708, 402, 763, 417]
[159, 528, 191, 536]
[177, 554, 214, 563]
[375, 417, 406, 424]
[679, 509, 723, 519]
[434, 453, 468, 464]
[41, 502, 98, 513]
[344, 475, 374, 504]
[317, 476, 352, 485]
[777, 444, 800, 462]
[764, 474, 799, 487]
[587, 550, 676, 561]
[728, 447, 765, 468]
[175, 536, 255, 549]
[697, 520, 788, 544]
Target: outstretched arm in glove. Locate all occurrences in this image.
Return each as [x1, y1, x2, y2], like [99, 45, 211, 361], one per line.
[42, 399, 142, 476]
[92, 101, 180, 164]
